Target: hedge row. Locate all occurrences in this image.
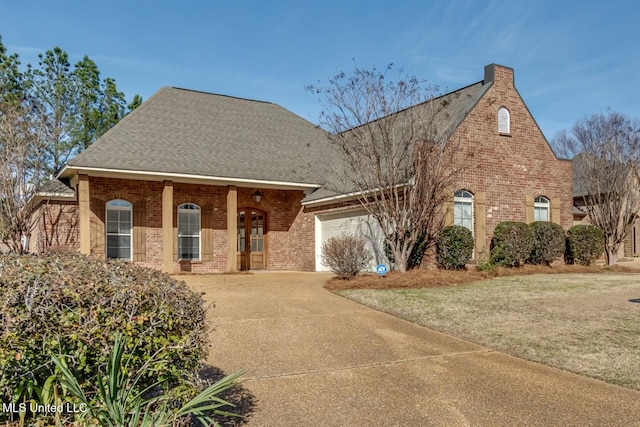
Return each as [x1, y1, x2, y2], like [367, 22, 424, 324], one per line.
[488, 222, 604, 267]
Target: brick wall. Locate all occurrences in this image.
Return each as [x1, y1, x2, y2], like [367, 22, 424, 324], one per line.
[29, 200, 80, 253]
[450, 65, 573, 254]
[38, 177, 315, 273]
[236, 188, 315, 271]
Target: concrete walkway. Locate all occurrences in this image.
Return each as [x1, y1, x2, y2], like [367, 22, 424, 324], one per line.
[183, 272, 640, 427]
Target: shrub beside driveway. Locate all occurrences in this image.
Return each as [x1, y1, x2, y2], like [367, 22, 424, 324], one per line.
[338, 273, 640, 390]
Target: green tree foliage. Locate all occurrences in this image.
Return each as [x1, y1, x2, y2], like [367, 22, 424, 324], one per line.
[127, 93, 143, 113]
[0, 35, 142, 176]
[72, 55, 101, 150]
[0, 36, 25, 104]
[97, 77, 127, 137]
[33, 47, 78, 174]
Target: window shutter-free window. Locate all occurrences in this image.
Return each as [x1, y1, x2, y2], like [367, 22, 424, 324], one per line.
[106, 200, 132, 260]
[498, 107, 510, 134]
[453, 190, 474, 234]
[534, 196, 550, 221]
[178, 203, 201, 260]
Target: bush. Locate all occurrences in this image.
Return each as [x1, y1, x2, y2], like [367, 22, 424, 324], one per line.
[527, 221, 566, 265]
[566, 225, 605, 266]
[383, 233, 427, 270]
[321, 233, 372, 278]
[436, 226, 474, 270]
[0, 252, 208, 419]
[490, 221, 534, 267]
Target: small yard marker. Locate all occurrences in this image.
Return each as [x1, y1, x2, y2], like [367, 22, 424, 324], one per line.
[376, 264, 388, 276]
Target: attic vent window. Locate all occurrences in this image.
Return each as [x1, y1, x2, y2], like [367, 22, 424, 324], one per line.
[498, 107, 510, 134]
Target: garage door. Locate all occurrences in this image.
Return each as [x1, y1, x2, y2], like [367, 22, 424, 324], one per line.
[315, 209, 389, 272]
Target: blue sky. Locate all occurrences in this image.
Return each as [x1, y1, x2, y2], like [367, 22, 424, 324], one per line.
[1, 0, 639, 141]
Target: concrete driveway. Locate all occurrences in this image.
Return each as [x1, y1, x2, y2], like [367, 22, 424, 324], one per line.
[182, 272, 640, 427]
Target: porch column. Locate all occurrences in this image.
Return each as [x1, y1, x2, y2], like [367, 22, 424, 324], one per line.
[78, 174, 90, 255]
[162, 180, 173, 273]
[226, 185, 237, 271]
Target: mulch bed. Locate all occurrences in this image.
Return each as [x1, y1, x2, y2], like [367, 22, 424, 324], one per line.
[324, 263, 640, 291]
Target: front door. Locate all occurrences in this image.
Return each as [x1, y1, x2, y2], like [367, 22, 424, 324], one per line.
[237, 209, 265, 270]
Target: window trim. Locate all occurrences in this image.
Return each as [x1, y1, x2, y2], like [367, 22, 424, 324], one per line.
[534, 196, 550, 222]
[177, 203, 201, 261]
[453, 190, 474, 236]
[106, 199, 133, 260]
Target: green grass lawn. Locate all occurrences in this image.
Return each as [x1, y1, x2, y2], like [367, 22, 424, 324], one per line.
[338, 273, 640, 390]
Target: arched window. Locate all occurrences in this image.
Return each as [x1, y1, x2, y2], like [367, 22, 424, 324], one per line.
[534, 196, 550, 221]
[498, 107, 510, 134]
[453, 190, 474, 234]
[106, 199, 132, 260]
[178, 203, 201, 260]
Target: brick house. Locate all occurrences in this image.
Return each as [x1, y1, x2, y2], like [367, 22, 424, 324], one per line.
[572, 154, 640, 258]
[30, 63, 573, 272]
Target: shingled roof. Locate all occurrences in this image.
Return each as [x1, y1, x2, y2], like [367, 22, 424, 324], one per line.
[64, 87, 331, 186]
[302, 80, 490, 203]
[61, 75, 491, 202]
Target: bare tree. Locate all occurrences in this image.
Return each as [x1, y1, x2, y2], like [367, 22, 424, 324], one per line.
[555, 110, 640, 265]
[0, 102, 47, 253]
[309, 65, 468, 272]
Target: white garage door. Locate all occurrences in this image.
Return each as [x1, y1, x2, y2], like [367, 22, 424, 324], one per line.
[315, 209, 389, 272]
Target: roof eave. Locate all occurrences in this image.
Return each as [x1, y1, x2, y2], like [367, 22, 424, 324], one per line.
[58, 166, 321, 191]
[302, 191, 359, 207]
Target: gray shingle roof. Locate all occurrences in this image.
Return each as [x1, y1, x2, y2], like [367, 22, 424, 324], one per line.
[66, 87, 331, 185]
[64, 80, 489, 203]
[37, 178, 74, 197]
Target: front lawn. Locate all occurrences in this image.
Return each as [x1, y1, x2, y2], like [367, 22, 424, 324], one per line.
[338, 273, 640, 390]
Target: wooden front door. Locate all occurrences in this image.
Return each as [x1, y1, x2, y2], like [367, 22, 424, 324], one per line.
[237, 209, 265, 270]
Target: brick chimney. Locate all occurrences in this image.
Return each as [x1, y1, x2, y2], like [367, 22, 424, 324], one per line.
[484, 63, 515, 86]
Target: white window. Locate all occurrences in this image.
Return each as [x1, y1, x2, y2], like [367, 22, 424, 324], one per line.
[498, 107, 510, 134]
[106, 199, 132, 260]
[454, 190, 474, 234]
[534, 196, 550, 221]
[178, 203, 201, 260]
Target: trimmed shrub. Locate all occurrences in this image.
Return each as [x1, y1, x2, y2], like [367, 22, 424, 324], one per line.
[0, 252, 208, 415]
[490, 221, 534, 267]
[321, 233, 372, 278]
[527, 221, 566, 265]
[436, 225, 474, 270]
[566, 225, 605, 266]
[383, 233, 426, 270]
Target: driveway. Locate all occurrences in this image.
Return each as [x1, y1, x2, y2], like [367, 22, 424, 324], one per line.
[182, 272, 640, 427]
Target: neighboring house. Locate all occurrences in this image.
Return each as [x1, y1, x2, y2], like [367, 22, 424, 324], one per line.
[572, 154, 640, 258]
[30, 64, 573, 273]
